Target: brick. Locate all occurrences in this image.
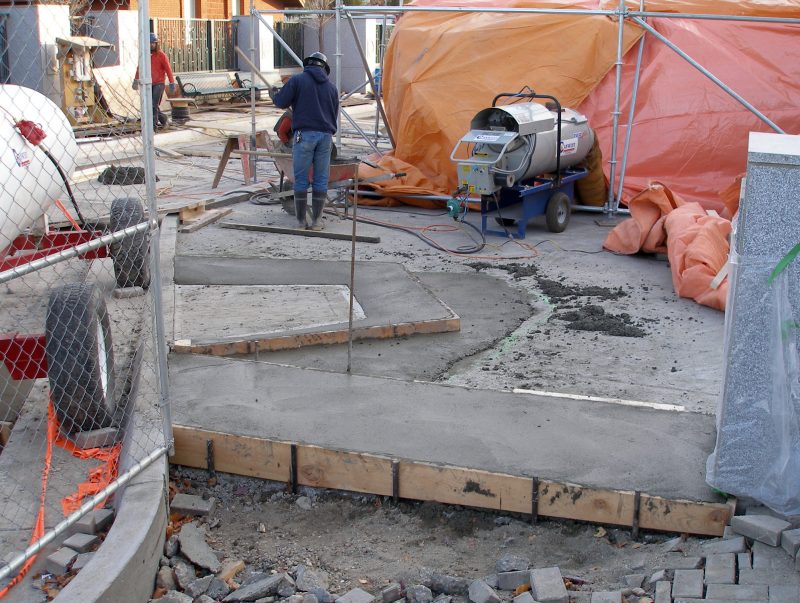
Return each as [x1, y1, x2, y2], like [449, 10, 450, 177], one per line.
[701, 536, 747, 555]
[497, 571, 529, 591]
[45, 547, 78, 575]
[705, 584, 769, 600]
[654, 581, 671, 603]
[731, 515, 791, 546]
[671, 570, 703, 599]
[381, 583, 403, 603]
[71, 552, 93, 571]
[62, 532, 99, 553]
[171, 493, 216, 516]
[467, 580, 500, 603]
[769, 585, 799, 603]
[590, 593, 621, 603]
[72, 427, 120, 449]
[704, 553, 735, 585]
[512, 593, 535, 603]
[752, 541, 796, 572]
[663, 555, 703, 569]
[781, 528, 800, 557]
[738, 552, 752, 570]
[529, 567, 567, 603]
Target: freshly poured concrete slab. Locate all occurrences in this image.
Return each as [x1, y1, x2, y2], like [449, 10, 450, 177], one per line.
[174, 284, 366, 343]
[170, 256, 460, 354]
[170, 353, 721, 503]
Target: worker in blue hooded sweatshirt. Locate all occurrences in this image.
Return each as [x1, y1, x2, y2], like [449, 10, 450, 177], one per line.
[270, 52, 339, 231]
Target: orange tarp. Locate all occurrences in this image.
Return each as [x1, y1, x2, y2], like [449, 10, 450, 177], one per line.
[603, 183, 731, 310]
[362, 0, 800, 211]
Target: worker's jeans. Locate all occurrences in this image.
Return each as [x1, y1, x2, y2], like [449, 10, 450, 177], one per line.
[292, 130, 332, 193]
[152, 83, 167, 129]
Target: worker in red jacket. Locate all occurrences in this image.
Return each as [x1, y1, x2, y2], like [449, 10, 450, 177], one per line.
[133, 33, 176, 130]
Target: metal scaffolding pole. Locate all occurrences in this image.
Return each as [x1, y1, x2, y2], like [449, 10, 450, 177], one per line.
[605, 0, 627, 214]
[249, 0, 257, 183]
[631, 16, 784, 134]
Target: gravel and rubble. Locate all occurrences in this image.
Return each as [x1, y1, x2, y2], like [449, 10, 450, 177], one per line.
[149, 469, 800, 603]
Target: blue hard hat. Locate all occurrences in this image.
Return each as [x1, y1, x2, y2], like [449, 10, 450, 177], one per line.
[150, 33, 158, 43]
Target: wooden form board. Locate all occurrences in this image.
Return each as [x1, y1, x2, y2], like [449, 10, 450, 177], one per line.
[171, 315, 461, 356]
[172, 425, 732, 536]
[178, 207, 234, 234]
[0, 421, 11, 447]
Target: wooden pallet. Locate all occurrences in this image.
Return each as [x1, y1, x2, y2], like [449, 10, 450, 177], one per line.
[171, 424, 733, 537]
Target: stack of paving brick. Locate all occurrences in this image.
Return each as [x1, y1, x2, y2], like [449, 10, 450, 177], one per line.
[44, 507, 114, 576]
[645, 511, 800, 603]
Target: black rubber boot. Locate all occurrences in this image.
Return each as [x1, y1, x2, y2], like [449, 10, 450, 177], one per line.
[294, 191, 308, 228]
[310, 190, 327, 231]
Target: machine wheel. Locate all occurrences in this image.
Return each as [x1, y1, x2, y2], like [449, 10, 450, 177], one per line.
[280, 178, 295, 215]
[45, 283, 116, 434]
[109, 197, 150, 289]
[545, 192, 571, 233]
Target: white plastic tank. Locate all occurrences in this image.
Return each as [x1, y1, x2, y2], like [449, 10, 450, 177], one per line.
[0, 84, 78, 252]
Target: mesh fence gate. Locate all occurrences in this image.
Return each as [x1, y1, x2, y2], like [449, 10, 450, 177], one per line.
[0, 0, 169, 597]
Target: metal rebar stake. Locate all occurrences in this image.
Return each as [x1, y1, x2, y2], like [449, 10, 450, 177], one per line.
[347, 166, 359, 373]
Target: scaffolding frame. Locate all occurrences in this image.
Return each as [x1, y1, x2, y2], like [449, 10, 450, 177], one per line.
[246, 1, 798, 214]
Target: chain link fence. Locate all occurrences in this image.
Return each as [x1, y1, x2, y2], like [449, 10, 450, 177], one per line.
[0, 0, 169, 596]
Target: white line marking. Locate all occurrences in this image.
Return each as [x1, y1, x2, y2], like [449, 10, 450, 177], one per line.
[512, 388, 686, 412]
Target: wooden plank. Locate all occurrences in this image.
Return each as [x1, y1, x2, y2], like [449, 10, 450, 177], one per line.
[169, 426, 729, 536]
[171, 315, 461, 355]
[296, 445, 393, 496]
[172, 425, 291, 482]
[0, 421, 11, 447]
[398, 462, 531, 514]
[537, 480, 635, 527]
[178, 207, 233, 234]
[220, 221, 381, 244]
[178, 201, 206, 222]
[639, 493, 731, 537]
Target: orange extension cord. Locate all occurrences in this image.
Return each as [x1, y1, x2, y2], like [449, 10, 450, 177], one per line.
[0, 404, 121, 598]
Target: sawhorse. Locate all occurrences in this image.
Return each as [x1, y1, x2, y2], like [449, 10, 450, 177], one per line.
[212, 132, 266, 189]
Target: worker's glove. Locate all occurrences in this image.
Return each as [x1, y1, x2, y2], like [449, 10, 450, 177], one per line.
[169, 82, 177, 94]
[268, 86, 279, 102]
[132, 79, 139, 91]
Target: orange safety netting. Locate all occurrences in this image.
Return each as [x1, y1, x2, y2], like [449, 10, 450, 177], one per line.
[0, 405, 120, 598]
[603, 183, 732, 310]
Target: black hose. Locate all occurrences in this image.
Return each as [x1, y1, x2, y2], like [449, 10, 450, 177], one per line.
[41, 147, 86, 228]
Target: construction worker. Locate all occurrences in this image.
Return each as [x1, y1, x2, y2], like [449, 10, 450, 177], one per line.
[133, 33, 176, 130]
[270, 52, 339, 231]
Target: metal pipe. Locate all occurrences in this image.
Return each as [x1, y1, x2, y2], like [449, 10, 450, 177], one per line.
[0, 222, 153, 285]
[616, 0, 647, 212]
[606, 0, 627, 214]
[340, 109, 382, 155]
[249, 0, 258, 183]
[344, 11, 395, 148]
[376, 13, 386, 145]
[335, 0, 342, 148]
[631, 16, 784, 134]
[253, 10, 303, 67]
[574, 203, 630, 215]
[347, 167, 359, 373]
[258, 7, 615, 16]
[0, 446, 168, 583]
[632, 11, 800, 25]
[341, 79, 369, 101]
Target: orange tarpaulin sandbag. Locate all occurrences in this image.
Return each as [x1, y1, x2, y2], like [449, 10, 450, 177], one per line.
[603, 183, 730, 310]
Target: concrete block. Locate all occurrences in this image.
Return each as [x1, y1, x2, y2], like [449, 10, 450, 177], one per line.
[781, 528, 800, 557]
[512, 593, 536, 603]
[171, 493, 216, 516]
[467, 580, 500, 603]
[769, 585, 799, 603]
[704, 553, 735, 585]
[701, 536, 747, 555]
[654, 581, 671, 603]
[72, 427, 119, 449]
[663, 555, 703, 569]
[590, 593, 621, 603]
[45, 546, 78, 575]
[62, 532, 99, 554]
[71, 552, 94, 572]
[723, 525, 738, 538]
[705, 584, 769, 600]
[497, 553, 530, 573]
[738, 552, 752, 571]
[335, 589, 376, 603]
[382, 583, 403, 603]
[731, 515, 791, 546]
[753, 541, 796, 572]
[496, 570, 529, 591]
[73, 507, 114, 535]
[736, 569, 770, 585]
[529, 567, 567, 603]
[671, 570, 703, 599]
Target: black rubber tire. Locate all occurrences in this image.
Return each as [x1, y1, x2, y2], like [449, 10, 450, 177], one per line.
[110, 197, 151, 289]
[45, 283, 116, 434]
[546, 191, 571, 233]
